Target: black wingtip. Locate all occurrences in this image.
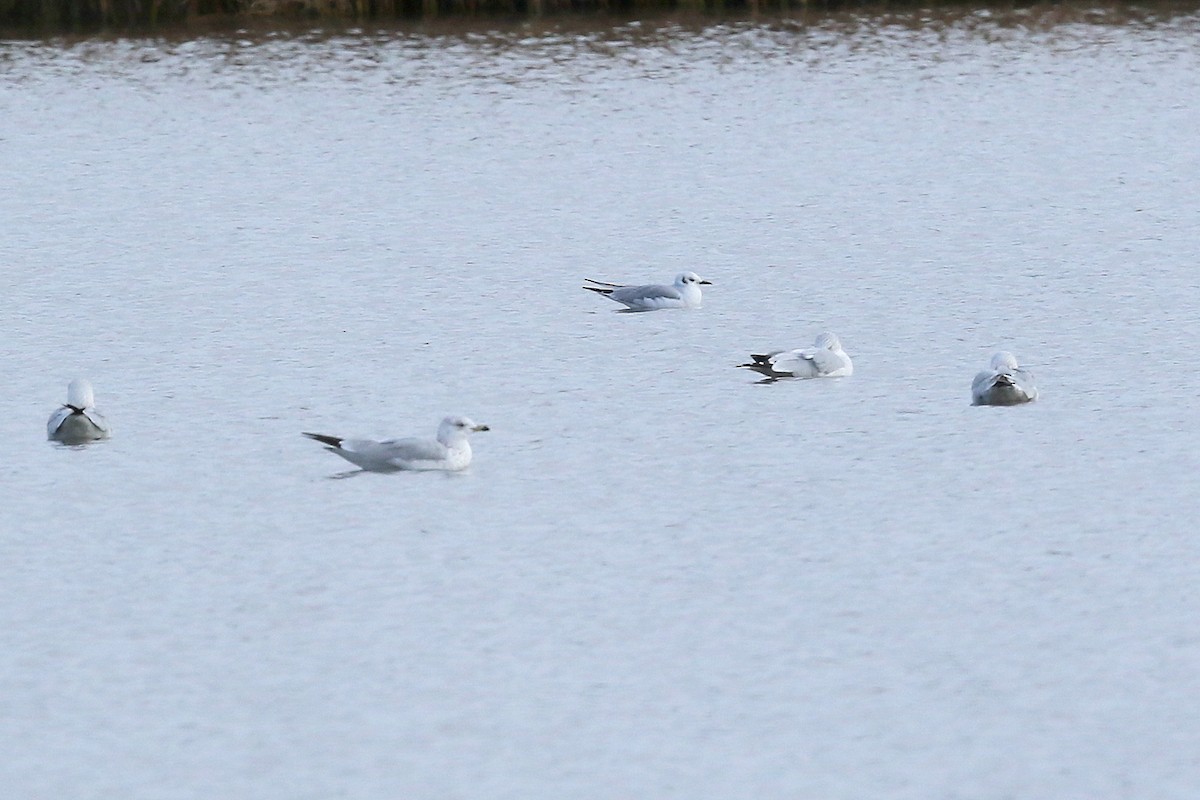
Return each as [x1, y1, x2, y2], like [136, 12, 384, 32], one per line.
[582, 285, 613, 295]
[303, 432, 343, 448]
[738, 362, 775, 377]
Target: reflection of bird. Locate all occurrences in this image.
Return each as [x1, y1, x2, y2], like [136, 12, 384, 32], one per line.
[971, 352, 1038, 406]
[303, 416, 489, 472]
[47, 379, 112, 443]
[739, 332, 853, 380]
[583, 271, 712, 311]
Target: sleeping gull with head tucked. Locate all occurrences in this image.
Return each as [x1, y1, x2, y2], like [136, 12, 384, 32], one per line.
[739, 332, 853, 380]
[303, 415, 489, 472]
[583, 271, 712, 311]
[47, 379, 112, 443]
[972, 351, 1038, 406]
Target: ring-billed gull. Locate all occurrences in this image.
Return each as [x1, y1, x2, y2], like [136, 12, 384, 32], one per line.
[972, 352, 1038, 406]
[47, 379, 112, 443]
[303, 416, 489, 472]
[583, 271, 712, 311]
[739, 332, 853, 380]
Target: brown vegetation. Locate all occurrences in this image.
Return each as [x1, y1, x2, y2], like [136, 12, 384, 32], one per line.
[3, 0, 817, 29]
[3, 0, 1197, 30]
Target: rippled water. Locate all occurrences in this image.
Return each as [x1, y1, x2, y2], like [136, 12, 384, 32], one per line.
[3, 9, 1200, 798]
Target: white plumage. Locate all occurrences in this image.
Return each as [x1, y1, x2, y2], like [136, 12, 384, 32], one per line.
[583, 272, 712, 311]
[971, 351, 1038, 406]
[47, 378, 112, 443]
[303, 416, 489, 472]
[739, 332, 854, 380]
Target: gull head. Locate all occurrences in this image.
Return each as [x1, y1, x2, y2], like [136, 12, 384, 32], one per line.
[815, 331, 842, 351]
[675, 272, 713, 287]
[989, 351, 1020, 372]
[66, 378, 96, 410]
[438, 415, 490, 444]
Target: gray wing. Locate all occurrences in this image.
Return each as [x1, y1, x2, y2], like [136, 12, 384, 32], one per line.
[82, 407, 111, 435]
[47, 406, 72, 436]
[1011, 368, 1038, 399]
[47, 406, 111, 438]
[375, 436, 450, 464]
[972, 368, 1038, 404]
[609, 283, 682, 303]
[764, 347, 824, 377]
[971, 370, 995, 396]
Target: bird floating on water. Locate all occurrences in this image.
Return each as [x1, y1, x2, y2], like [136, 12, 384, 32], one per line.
[583, 271, 712, 311]
[971, 351, 1038, 406]
[47, 378, 112, 443]
[739, 332, 854, 380]
[303, 416, 489, 472]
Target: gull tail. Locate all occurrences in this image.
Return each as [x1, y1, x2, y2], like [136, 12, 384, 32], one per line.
[303, 432, 343, 448]
[583, 278, 626, 296]
[583, 278, 624, 297]
[738, 354, 775, 376]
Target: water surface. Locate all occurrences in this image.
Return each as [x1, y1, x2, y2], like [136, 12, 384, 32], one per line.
[3, 10, 1200, 798]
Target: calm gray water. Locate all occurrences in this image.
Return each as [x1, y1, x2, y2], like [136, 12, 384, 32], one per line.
[3, 10, 1200, 798]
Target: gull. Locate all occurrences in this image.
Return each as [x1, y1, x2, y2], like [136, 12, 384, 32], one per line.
[972, 351, 1038, 406]
[739, 332, 853, 380]
[47, 379, 112, 443]
[303, 416, 489, 472]
[583, 271, 712, 311]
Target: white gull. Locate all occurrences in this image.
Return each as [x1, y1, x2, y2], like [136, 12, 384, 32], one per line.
[47, 379, 112, 443]
[972, 351, 1038, 406]
[583, 271, 711, 311]
[304, 415, 489, 472]
[739, 332, 854, 380]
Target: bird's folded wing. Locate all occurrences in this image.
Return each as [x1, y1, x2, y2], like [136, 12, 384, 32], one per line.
[376, 437, 450, 463]
[767, 349, 807, 373]
[46, 407, 72, 435]
[610, 284, 680, 303]
[971, 370, 998, 394]
[82, 408, 111, 433]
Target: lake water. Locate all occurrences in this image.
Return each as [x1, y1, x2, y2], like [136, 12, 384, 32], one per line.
[3, 8, 1200, 797]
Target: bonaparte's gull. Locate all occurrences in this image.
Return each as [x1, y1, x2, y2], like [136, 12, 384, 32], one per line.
[303, 416, 489, 472]
[739, 332, 853, 380]
[47, 379, 112, 443]
[583, 271, 712, 311]
[972, 351, 1038, 406]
